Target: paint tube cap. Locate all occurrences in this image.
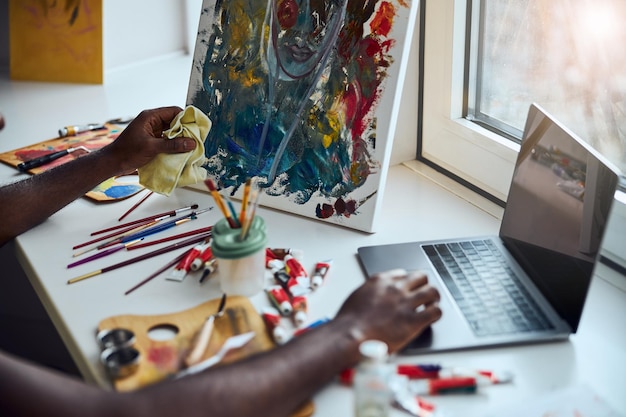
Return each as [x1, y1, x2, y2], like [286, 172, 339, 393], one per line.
[290, 249, 304, 262]
[267, 259, 284, 270]
[294, 310, 308, 327]
[191, 257, 205, 271]
[311, 275, 324, 288]
[272, 326, 289, 345]
[278, 301, 293, 315]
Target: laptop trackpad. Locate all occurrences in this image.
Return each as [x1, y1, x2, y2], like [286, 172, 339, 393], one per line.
[357, 242, 477, 354]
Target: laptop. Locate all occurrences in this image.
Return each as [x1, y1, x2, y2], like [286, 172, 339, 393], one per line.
[357, 103, 622, 353]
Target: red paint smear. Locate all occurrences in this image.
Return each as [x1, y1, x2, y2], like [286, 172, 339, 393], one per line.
[146, 345, 178, 369]
[370, 2, 396, 38]
[316, 203, 335, 219]
[342, 81, 361, 132]
[316, 198, 358, 219]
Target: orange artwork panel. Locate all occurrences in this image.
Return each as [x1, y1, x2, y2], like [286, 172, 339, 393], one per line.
[9, 0, 103, 84]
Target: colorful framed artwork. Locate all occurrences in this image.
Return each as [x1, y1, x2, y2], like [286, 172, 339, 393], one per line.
[187, 0, 418, 232]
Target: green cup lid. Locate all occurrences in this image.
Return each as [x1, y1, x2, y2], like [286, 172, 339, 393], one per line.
[211, 216, 267, 259]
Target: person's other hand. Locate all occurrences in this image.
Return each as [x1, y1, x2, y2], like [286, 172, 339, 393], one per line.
[100, 106, 197, 175]
[336, 269, 442, 354]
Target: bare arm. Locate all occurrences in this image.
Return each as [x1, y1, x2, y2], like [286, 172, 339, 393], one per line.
[0, 107, 197, 247]
[0, 270, 442, 417]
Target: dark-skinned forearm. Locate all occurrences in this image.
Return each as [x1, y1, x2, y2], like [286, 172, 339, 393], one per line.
[134, 315, 363, 417]
[0, 148, 123, 246]
[0, 316, 363, 417]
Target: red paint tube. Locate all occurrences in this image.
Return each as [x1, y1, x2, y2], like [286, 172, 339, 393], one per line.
[266, 248, 284, 269]
[311, 260, 332, 289]
[291, 295, 308, 327]
[261, 306, 288, 344]
[191, 245, 213, 271]
[287, 276, 309, 297]
[266, 285, 293, 315]
[167, 242, 208, 281]
[340, 364, 442, 385]
[268, 248, 304, 261]
[410, 377, 478, 395]
[284, 255, 308, 280]
[342, 364, 512, 385]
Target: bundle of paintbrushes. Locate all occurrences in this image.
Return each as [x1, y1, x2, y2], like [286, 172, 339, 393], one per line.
[203, 178, 260, 241]
[66, 203, 216, 291]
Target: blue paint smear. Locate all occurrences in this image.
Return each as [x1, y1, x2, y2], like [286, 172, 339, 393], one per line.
[103, 185, 143, 199]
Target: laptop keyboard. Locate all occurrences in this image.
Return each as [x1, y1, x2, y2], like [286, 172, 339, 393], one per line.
[423, 240, 554, 337]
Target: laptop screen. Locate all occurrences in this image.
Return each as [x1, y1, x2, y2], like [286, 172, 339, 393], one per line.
[499, 104, 619, 331]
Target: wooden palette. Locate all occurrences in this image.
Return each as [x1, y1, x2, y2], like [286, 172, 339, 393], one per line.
[97, 296, 314, 416]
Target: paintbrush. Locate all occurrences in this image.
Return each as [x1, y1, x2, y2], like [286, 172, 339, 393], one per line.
[204, 179, 238, 228]
[124, 251, 190, 296]
[90, 204, 199, 236]
[17, 146, 90, 172]
[67, 238, 143, 268]
[118, 190, 154, 221]
[72, 220, 159, 255]
[126, 227, 212, 251]
[67, 234, 208, 285]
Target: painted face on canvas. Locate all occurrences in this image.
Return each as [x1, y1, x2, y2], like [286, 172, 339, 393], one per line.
[269, 0, 345, 79]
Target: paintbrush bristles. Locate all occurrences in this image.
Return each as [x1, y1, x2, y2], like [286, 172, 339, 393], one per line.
[204, 177, 259, 236]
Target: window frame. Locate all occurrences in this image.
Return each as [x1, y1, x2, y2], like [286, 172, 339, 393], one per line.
[417, 0, 520, 205]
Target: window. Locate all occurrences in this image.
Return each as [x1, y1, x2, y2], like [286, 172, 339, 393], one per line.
[419, 0, 625, 203]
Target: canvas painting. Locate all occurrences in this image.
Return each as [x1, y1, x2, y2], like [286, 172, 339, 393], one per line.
[187, 0, 418, 232]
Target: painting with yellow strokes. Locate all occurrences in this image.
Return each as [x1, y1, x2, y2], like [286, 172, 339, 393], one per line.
[9, 0, 103, 84]
[187, 0, 418, 232]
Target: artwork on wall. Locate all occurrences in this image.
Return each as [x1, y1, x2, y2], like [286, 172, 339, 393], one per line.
[9, 0, 103, 84]
[187, 0, 418, 232]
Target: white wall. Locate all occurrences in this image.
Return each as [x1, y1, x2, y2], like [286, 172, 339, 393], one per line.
[103, 0, 199, 73]
[0, 1, 201, 77]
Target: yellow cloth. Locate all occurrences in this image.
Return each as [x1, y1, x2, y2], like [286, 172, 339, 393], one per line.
[138, 105, 211, 196]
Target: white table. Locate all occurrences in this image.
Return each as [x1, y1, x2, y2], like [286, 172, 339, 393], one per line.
[1, 56, 625, 417]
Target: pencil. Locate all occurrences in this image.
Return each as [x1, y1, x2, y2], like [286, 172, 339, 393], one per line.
[118, 190, 154, 221]
[204, 179, 237, 228]
[67, 234, 208, 285]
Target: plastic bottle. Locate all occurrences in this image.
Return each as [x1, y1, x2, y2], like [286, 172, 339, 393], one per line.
[353, 340, 393, 417]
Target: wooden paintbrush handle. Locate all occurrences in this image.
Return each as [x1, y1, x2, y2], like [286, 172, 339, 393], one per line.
[184, 315, 216, 367]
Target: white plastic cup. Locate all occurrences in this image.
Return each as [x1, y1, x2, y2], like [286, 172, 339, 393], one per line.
[211, 216, 267, 297]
